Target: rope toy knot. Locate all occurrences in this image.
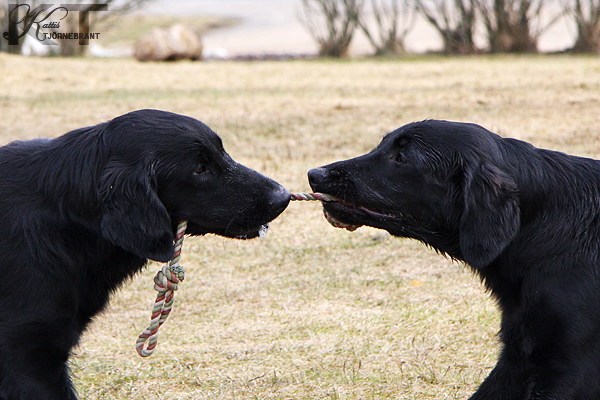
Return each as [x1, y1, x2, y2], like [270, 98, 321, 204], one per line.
[136, 220, 187, 357]
[169, 264, 185, 282]
[153, 264, 184, 292]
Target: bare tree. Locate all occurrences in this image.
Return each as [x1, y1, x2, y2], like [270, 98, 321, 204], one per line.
[566, 0, 600, 52]
[477, 0, 563, 53]
[357, 0, 417, 56]
[417, 0, 478, 54]
[300, 0, 363, 57]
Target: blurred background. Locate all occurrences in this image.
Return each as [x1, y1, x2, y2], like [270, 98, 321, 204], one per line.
[0, 0, 593, 60]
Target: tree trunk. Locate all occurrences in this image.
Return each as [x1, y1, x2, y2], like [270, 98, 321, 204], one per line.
[482, 0, 538, 53]
[569, 0, 600, 53]
[418, 0, 478, 54]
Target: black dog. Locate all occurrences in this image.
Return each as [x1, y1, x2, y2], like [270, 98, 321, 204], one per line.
[0, 109, 290, 400]
[309, 120, 600, 399]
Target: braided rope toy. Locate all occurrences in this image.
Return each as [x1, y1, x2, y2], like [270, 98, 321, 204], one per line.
[136, 193, 336, 357]
[290, 192, 338, 202]
[136, 220, 187, 357]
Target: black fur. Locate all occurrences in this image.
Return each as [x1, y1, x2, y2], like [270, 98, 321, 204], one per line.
[0, 109, 290, 400]
[308, 120, 600, 399]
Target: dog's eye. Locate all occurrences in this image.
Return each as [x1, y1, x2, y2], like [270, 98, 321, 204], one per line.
[193, 165, 207, 175]
[393, 152, 407, 164]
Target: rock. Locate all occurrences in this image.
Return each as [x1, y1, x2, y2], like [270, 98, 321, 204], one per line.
[134, 24, 202, 62]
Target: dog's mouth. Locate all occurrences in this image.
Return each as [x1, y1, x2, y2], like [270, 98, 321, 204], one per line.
[319, 194, 398, 231]
[186, 219, 270, 239]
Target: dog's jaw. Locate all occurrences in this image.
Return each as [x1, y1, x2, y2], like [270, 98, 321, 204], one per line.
[323, 209, 361, 231]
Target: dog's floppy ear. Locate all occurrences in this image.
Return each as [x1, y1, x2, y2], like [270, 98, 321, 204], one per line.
[100, 160, 174, 262]
[459, 162, 519, 269]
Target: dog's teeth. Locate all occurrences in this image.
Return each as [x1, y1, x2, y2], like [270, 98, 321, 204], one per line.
[324, 211, 360, 231]
[258, 224, 269, 239]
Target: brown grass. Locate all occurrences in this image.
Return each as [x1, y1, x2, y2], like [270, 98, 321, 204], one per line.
[0, 53, 599, 399]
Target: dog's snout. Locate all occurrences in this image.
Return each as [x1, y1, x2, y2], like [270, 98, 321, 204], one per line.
[308, 167, 328, 190]
[269, 185, 291, 217]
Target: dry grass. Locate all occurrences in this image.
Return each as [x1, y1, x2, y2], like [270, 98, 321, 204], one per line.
[1, 53, 600, 399]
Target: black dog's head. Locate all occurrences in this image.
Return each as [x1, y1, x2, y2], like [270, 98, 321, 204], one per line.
[308, 120, 520, 269]
[99, 109, 290, 262]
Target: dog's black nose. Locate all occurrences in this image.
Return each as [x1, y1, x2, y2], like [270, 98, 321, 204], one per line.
[308, 167, 328, 190]
[269, 185, 291, 217]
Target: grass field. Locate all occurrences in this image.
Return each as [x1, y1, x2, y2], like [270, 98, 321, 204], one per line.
[1, 53, 600, 399]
